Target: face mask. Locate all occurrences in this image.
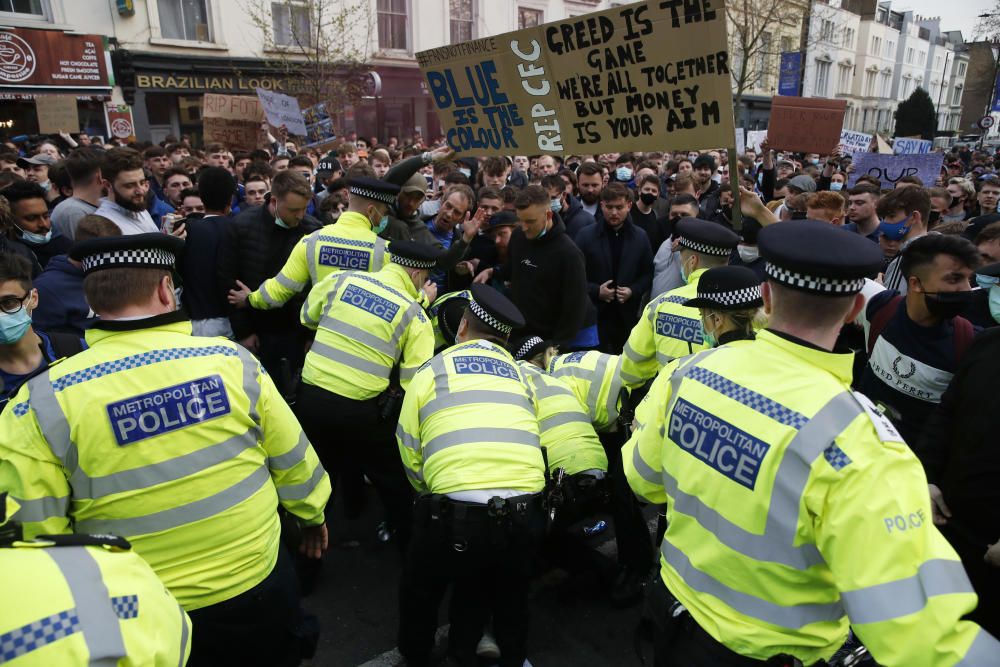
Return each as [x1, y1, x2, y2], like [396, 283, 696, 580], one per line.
[616, 167, 633, 182]
[976, 275, 1000, 324]
[550, 198, 563, 213]
[699, 318, 718, 348]
[878, 214, 912, 241]
[15, 225, 51, 245]
[274, 216, 290, 229]
[38, 180, 51, 193]
[829, 182, 844, 192]
[920, 285, 973, 320]
[737, 244, 759, 263]
[639, 192, 657, 206]
[375, 215, 389, 234]
[680, 256, 693, 283]
[810, 159, 820, 166]
[0, 308, 31, 345]
[458, 168, 471, 178]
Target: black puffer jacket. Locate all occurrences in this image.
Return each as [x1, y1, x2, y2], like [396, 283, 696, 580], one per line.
[217, 204, 321, 340]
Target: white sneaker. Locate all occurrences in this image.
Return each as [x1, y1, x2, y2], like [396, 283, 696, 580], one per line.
[475, 633, 501, 660]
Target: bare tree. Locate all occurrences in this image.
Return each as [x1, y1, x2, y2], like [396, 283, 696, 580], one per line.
[727, 0, 805, 113]
[974, 3, 1000, 42]
[242, 0, 375, 110]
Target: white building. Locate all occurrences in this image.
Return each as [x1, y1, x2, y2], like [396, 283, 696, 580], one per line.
[801, 0, 863, 128]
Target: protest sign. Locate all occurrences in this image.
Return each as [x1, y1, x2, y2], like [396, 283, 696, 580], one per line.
[838, 130, 872, 156]
[416, 1, 735, 156]
[747, 130, 768, 152]
[778, 52, 802, 96]
[203, 93, 265, 151]
[893, 137, 932, 155]
[848, 152, 945, 190]
[35, 95, 80, 134]
[735, 128, 745, 155]
[766, 96, 846, 154]
[303, 102, 337, 147]
[256, 88, 308, 137]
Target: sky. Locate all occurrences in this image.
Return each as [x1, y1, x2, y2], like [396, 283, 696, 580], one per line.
[888, 0, 994, 39]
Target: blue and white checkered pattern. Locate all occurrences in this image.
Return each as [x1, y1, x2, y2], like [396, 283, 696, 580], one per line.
[823, 443, 852, 471]
[111, 595, 139, 620]
[662, 296, 688, 305]
[687, 366, 809, 429]
[12, 402, 29, 417]
[52, 346, 238, 392]
[0, 609, 81, 662]
[316, 236, 374, 249]
[469, 299, 512, 335]
[765, 263, 866, 295]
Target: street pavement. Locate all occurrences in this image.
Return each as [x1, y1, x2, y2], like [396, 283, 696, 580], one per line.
[303, 487, 655, 666]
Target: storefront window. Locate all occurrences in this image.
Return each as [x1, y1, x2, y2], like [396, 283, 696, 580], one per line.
[158, 0, 213, 42]
[0, 0, 45, 17]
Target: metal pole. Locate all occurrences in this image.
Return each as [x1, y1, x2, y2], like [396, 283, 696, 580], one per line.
[983, 42, 1000, 150]
[936, 49, 950, 132]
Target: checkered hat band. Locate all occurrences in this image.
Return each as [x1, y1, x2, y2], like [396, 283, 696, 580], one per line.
[679, 238, 731, 256]
[516, 336, 545, 360]
[350, 186, 396, 205]
[697, 285, 761, 307]
[390, 254, 436, 269]
[469, 299, 512, 335]
[81, 249, 175, 273]
[765, 263, 866, 294]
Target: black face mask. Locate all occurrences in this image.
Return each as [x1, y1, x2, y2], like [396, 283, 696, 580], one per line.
[639, 192, 658, 206]
[921, 288, 974, 320]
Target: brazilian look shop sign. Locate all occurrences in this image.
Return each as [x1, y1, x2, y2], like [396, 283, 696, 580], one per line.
[417, 0, 735, 156]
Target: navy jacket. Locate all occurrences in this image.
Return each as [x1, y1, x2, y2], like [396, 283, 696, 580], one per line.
[32, 254, 93, 335]
[561, 195, 596, 242]
[574, 218, 653, 324]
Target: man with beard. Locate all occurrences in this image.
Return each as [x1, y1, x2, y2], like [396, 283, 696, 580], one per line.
[95, 148, 176, 236]
[577, 162, 604, 218]
[692, 154, 721, 221]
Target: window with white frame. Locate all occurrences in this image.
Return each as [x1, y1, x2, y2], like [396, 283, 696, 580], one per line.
[953, 85, 962, 105]
[901, 77, 911, 98]
[918, 50, 925, 66]
[872, 36, 881, 55]
[958, 62, 966, 76]
[821, 19, 835, 42]
[880, 71, 891, 97]
[815, 60, 831, 97]
[906, 47, 913, 64]
[886, 40, 895, 58]
[843, 28, 854, 49]
[838, 64, 851, 94]
[865, 70, 876, 96]
[0, 0, 46, 17]
[158, 0, 213, 41]
[450, 0, 474, 43]
[377, 0, 408, 51]
[272, 2, 312, 47]
[518, 7, 543, 29]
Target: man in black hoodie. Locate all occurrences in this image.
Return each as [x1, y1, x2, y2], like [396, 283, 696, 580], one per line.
[475, 185, 595, 346]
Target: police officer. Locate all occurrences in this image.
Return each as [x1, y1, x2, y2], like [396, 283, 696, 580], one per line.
[428, 288, 471, 352]
[622, 218, 740, 386]
[227, 177, 402, 311]
[548, 349, 652, 605]
[0, 233, 331, 667]
[0, 493, 192, 666]
[624, 220, 997, 666]
[396, 284, 547, 667]
[296, 239, 440, 543]
[682, 265, 765, 348]
[511, 335, 610, 578]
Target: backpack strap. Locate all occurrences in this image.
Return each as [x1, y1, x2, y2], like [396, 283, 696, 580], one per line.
[866, 294, 904, 355]
[951, 316, 976, 362]
[46, 332, 85, 359]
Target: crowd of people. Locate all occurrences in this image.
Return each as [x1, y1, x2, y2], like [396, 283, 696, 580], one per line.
[0, 124, 998, 667]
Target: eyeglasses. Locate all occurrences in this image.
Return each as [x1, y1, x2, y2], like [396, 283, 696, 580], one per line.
[0, 292, 30, 315]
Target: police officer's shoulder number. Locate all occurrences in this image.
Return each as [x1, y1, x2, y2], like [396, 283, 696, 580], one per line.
[851, 391, 903, 444]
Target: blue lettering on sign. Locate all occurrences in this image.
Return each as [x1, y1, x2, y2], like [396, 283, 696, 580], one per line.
[107, 375, 231, 446]
[453, 355, 519, 379]
[667, 397, 770, 490]
[319, 246, 370, 270]
[655, 313, 703, 344]
[341, 284, 399, 322]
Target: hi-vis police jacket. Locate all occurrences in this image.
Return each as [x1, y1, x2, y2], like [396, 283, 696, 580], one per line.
[623, 330, 996, 666]
[300, 263, 434, 400]
[0, 532, 191, 665]
[396, 339, 546, 495]
[621, 268, 710, 387]
[548, 351, 630, 433]
[517, 362, 607, 476]
[249, 211, 387, 310]
[0, 314, 331, 611]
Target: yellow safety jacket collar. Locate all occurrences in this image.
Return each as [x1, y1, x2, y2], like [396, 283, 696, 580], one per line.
[757, 329, 853, 385]
[334, 210, 376, 234]
[379, 262, 421, 300]
[85, 313, 193, 347]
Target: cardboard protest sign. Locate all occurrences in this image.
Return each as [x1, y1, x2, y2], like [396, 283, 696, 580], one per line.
[735, 128, 745, 155]
[303, 102, 337, 147]
[848, 153, 945, 190]
[838, 130, 872, 156]
[766, 96, 846, 154]
[203, 93, 265, 151]
[747, 130, 768, 152]
[35, 95, 80, 134]
[417, 1, 735, 156]
[256, 88, 308, 137]
[893, 137, 932, 155]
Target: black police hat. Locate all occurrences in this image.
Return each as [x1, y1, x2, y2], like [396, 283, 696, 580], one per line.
[684, 266, 763, 310]
[436, 293, 471, 346]
[469, 284, 525, 336]
[348, 177, 400, 205]
[388, 239, 443, 269]
[676, 218, 740, 257]
[71, 233, 184, 275]
[509, 335, 550, 361]
[487, 211, 518, 231]
[758, 219, 883, 296]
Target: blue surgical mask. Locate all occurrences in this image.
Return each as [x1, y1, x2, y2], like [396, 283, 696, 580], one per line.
[976, 274, 1000, 324]
[375, 215, 389, 234]
[878, 214, 913, 241]
[458, 168, 471, 178]
[699, 319, 717, 348]
[274, 216, 290, 229]
[679, 256, 691, 283]
[829, 182, 844, 192]
[0, 308, 31, 345]
[616, 166, 633, 182]
[16, 225, 51, 245]
[550, 198, 562, 213]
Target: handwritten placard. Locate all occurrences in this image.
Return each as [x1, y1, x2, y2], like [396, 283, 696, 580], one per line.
[35, 95, 80, 134]
[256, 88, 308, 137]
[848, 153, 945, 190]
[203, 93, 265, 151]
[746, 130, 768, 152]
[839, 130, 872, 156]
[417, 1, 735, 156]
[893, 137, 932, 155]
[767, 96, 846, 154]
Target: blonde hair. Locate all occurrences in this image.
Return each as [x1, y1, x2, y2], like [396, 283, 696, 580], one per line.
[705, 307, 767, 339]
